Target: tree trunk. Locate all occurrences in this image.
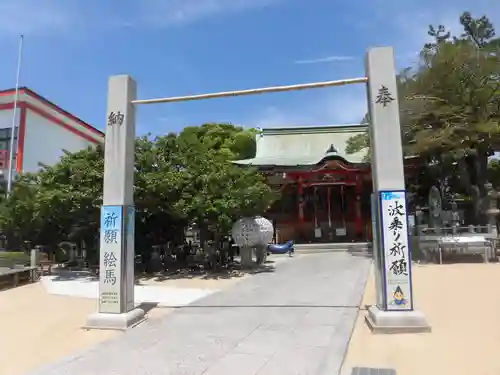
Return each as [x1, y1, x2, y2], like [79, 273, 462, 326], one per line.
[476, 149, 499, 232]
[240, 246, 253, 268]
[458, 158, 481, 224]
[198, 221, 208, 249]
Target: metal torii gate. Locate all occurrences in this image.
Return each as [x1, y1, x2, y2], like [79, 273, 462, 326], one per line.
[85, 47, 430, 334]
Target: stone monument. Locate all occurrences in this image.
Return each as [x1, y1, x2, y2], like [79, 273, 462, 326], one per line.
[484, 182, 499, 237]
[231, 216, 274, 267]
[365, 47, 430, 333]
[85, 75, 145, 330]
[428, 185, 443, 231]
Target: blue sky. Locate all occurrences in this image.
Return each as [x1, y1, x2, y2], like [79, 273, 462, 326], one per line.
[0, 0, 498, 136]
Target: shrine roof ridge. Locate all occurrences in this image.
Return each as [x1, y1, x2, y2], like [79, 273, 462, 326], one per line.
[232, 153, 363, 167]
[258, 123, 368, 136]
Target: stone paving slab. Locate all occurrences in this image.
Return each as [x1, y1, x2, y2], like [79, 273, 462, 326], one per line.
[27, 253, 371, 375]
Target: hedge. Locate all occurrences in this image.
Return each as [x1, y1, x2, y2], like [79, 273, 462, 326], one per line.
[0, 252, 30, 267]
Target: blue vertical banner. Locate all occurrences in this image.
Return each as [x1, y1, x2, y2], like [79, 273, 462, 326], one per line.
[379, 191, 414, 311]
[99, 205, 124, 314]
[371, 193, 384, 308]
[124, 205, 135, 311]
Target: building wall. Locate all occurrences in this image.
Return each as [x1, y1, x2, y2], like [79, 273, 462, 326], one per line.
[22, 110, 95, 173]
[0, 109, 20, 170]
[0, 109, 17, 136]
[0, 88, 104, 175]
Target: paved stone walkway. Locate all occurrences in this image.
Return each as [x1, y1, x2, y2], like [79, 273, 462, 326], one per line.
[28, 252, 371, 375]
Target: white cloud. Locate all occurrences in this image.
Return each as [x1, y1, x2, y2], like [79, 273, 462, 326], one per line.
[249, 86, 368, 128]
[256, 2, 500, 129]
[136, 0, 279, 28]
[294, 55, 354, 64]
[0, 0, 282, 36]
[251, 105, 310, 128]
[0, 0, 78, 35]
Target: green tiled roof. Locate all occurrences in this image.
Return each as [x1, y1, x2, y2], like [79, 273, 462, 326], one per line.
[233, 124, 368, 167]
[232, 152, 359, 167]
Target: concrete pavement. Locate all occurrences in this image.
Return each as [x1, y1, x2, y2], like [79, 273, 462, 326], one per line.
[28, 252, 371, 375]
[41, 273, 218, 306]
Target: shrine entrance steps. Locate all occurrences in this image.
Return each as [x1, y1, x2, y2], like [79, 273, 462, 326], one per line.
[295, 242, 371, 255]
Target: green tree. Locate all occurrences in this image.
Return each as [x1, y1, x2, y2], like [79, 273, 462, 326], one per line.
[2, 146, 104, 252]
[0, 176, 41, 249]
[172, 125, 276, 242]
[178, 122, 257, 160]
[0, 123, 275, 257]
[346, 11, 500, 221]
[132, 135, 186, 252]
[488, 159, 500, 190]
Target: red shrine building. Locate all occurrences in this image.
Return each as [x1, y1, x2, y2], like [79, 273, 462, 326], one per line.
[233, 125, 375, 244]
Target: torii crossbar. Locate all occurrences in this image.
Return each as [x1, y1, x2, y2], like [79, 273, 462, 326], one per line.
[85, 46, 431, 335]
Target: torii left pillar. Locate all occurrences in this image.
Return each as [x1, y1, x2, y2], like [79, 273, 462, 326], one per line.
[85, 75, 145, 330]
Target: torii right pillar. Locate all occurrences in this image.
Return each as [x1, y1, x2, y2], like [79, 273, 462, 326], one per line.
[365, 46, 431, 333]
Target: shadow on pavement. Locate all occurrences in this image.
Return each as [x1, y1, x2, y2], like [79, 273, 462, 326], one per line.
[44, 261, 277, 284]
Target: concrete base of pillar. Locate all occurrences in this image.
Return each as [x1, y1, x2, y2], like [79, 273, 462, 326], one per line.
[83, 308, 146, 331]
[365, 305, 431, 334]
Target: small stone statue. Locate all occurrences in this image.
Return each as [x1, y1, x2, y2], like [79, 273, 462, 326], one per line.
[428, 186, 443, 230]
[450, 201, 460, 234]
[484, 183, 499, 235]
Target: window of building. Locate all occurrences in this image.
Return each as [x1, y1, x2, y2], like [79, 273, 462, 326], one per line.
[0, 127, 18, 141]
[0, 127, 18, 169]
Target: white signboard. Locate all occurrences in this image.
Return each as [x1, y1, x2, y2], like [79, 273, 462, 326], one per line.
[336, 228, 347, 236]
[438, 235, 486, 244]
[379, 191, 413, 311]
[99, 205, 124, 314]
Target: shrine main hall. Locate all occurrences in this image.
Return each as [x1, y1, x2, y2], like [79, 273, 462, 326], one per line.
[233, 124, 416, 244]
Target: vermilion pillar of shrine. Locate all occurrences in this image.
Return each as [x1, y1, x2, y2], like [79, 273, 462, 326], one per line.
[297, 176, 304, 222]
[355, 175, 363, 238]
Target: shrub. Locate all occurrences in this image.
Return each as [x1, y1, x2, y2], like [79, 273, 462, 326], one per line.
[0, 251, 30, 267]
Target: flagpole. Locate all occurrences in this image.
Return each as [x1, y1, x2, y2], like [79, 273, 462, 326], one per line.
[6, 34, 24, 197]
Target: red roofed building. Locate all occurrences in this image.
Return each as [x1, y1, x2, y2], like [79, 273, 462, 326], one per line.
[0, 87, 104, 177]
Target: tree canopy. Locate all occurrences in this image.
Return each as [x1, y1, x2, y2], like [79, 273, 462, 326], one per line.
[0, 123, 276, 256]
[345, 11, 500, 222]
[347, 12, 500, 156]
